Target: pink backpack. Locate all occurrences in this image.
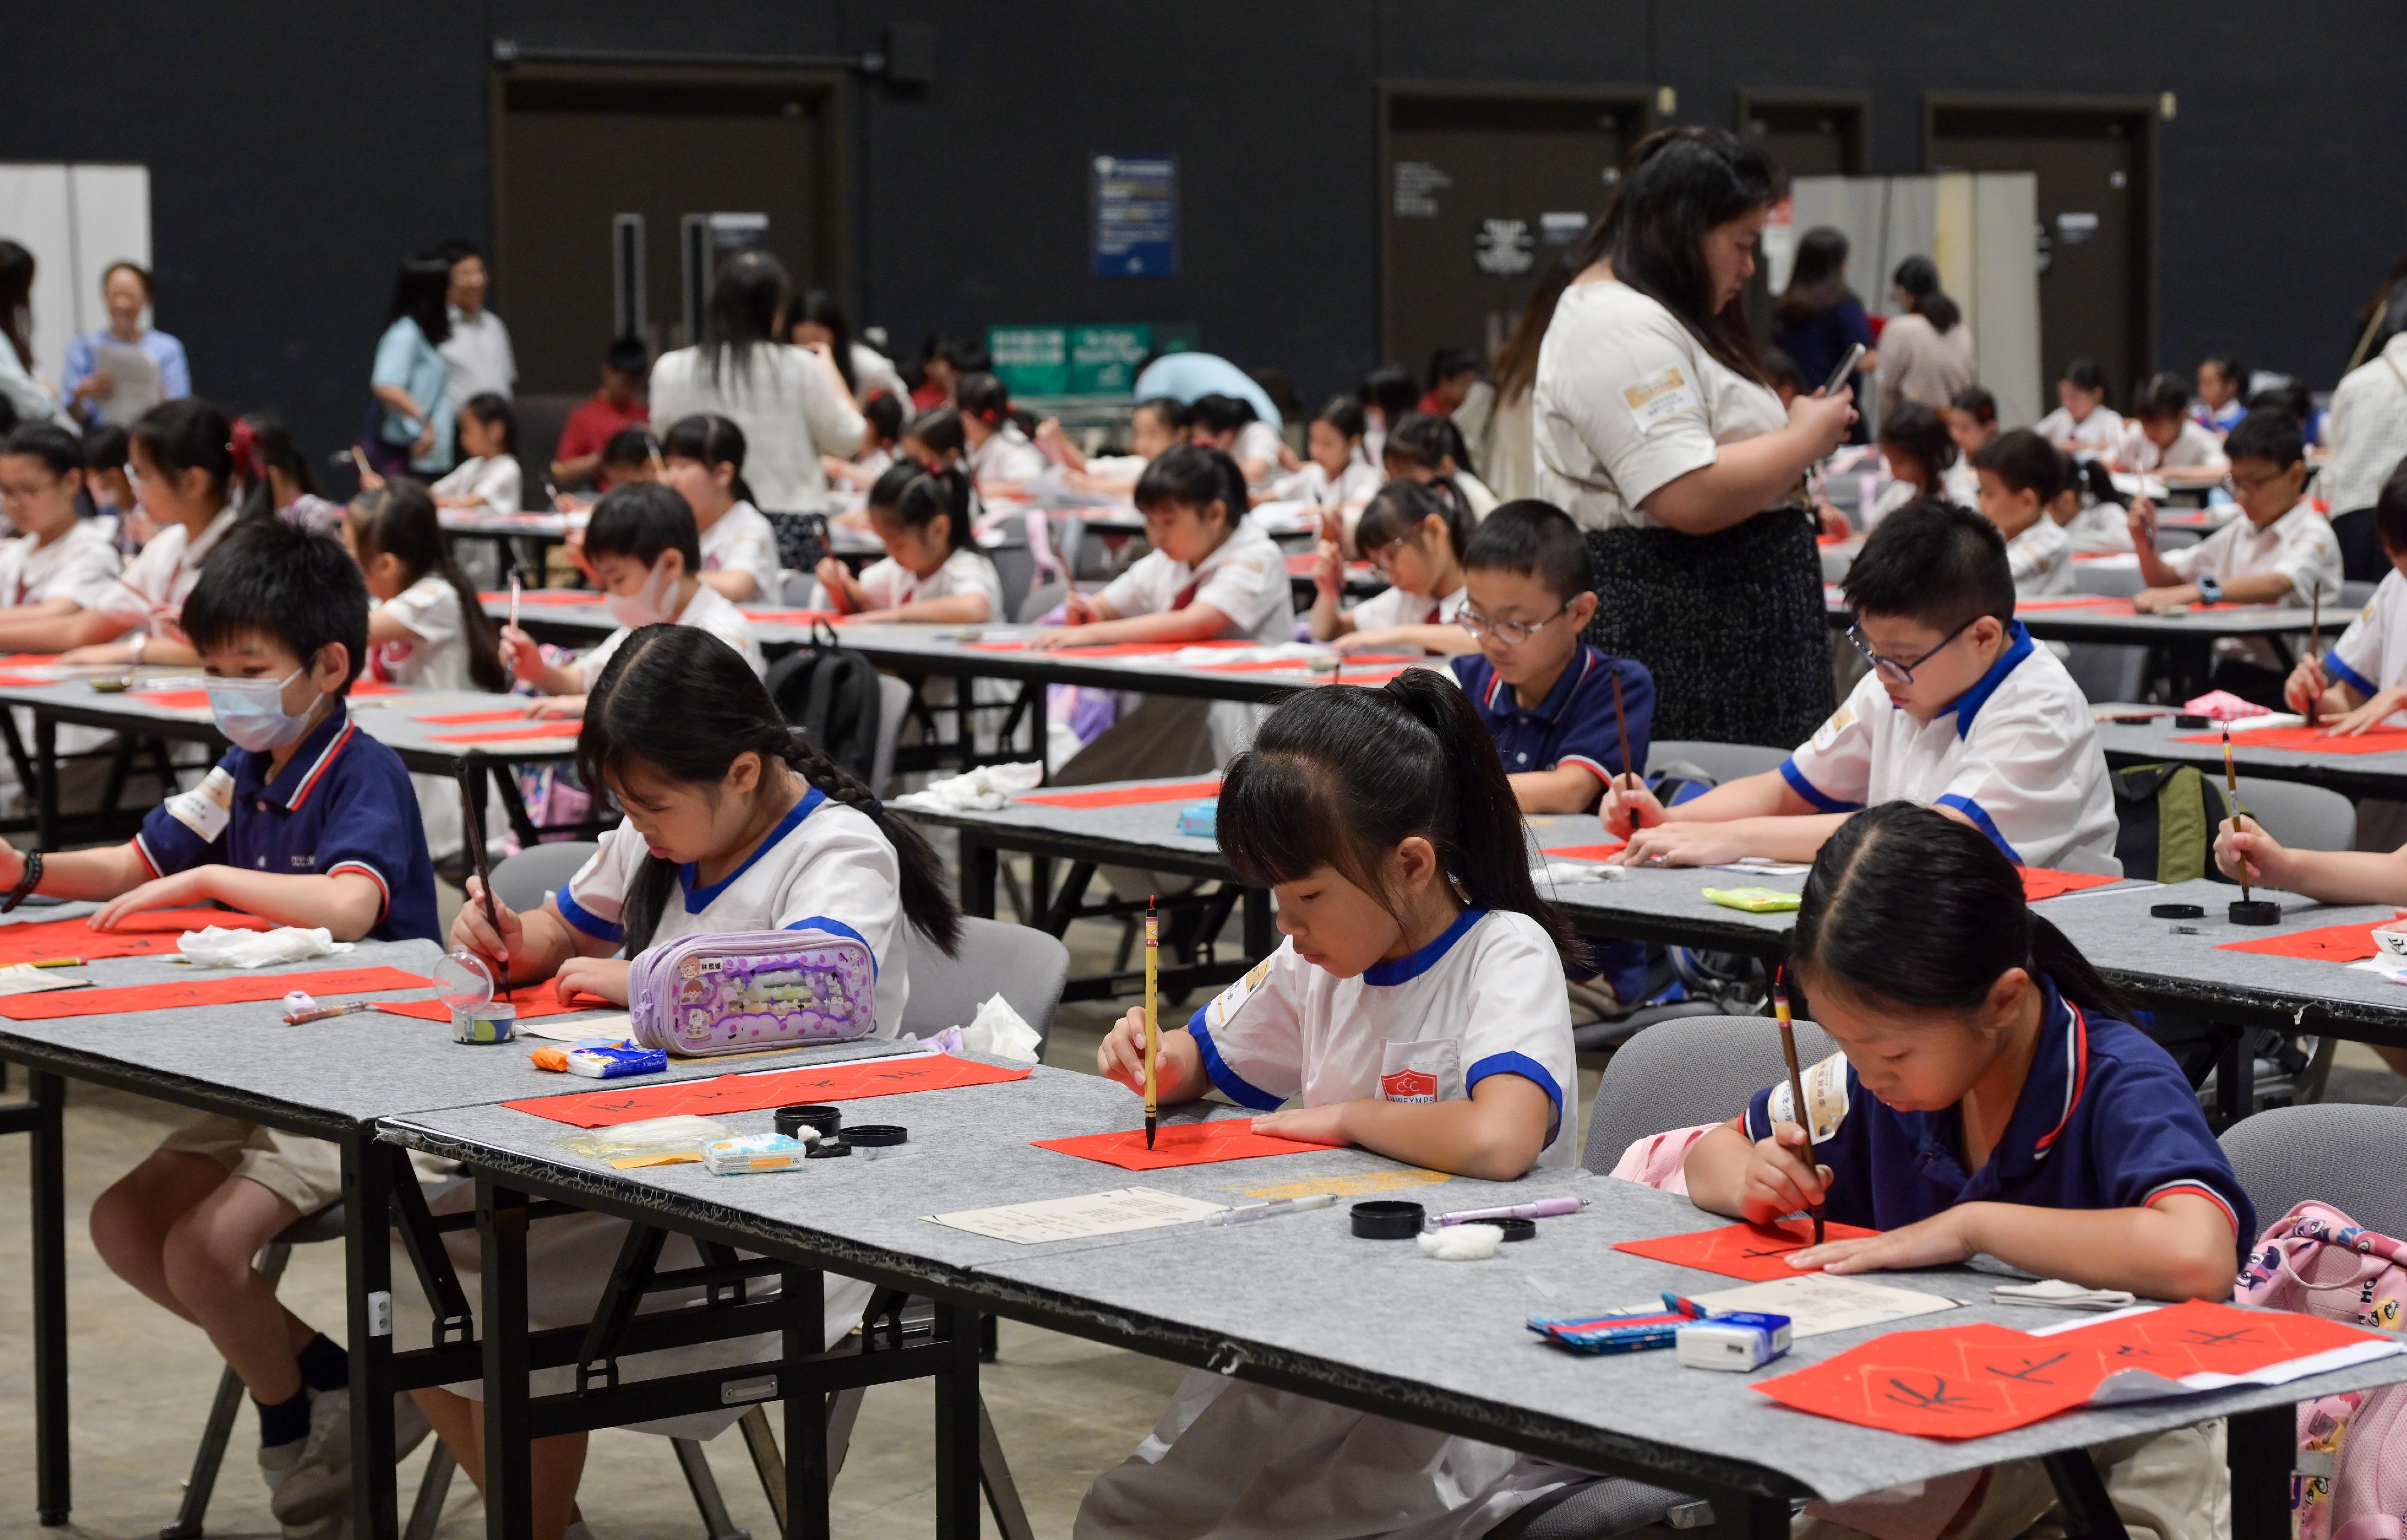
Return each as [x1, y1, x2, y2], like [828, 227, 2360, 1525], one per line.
[2235, 1201, 2407, 1540]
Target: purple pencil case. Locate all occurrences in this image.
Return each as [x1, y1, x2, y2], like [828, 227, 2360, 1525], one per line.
[627, 930, 878, 1057]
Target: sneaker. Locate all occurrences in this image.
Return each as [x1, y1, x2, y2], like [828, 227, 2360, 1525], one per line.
[258, 1434, 303, 1500]
[268, 1387, 353, 1526]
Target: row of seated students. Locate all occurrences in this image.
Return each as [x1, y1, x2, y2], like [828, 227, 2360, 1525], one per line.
[5, 387, 2398, 1536]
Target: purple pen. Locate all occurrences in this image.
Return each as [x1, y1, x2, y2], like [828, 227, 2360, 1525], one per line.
[1430, 1196, 1589, 1227]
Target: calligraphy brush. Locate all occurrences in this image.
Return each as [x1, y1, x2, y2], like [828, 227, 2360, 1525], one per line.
[1773, 967, 1822, 1245]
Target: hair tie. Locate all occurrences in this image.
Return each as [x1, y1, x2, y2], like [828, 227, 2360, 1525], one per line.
[228, 418, 260, 484]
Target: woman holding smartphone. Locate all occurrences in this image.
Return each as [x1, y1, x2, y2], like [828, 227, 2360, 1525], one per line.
[1533, 128, 1856, 747]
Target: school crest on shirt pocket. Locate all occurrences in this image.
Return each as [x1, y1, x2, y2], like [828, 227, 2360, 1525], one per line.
[1379, 1040, 1461, 1104]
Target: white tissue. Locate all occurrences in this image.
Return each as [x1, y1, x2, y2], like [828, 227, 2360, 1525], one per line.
[1417, 1225, 1503, 1261]
[178, 926, 354, 969]
[1531, 861, 1627, 886]
[961, 993, 1042, 1064]
[889, 762, 1045, 813]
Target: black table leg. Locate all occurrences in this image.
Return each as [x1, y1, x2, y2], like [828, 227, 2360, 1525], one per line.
[2042, 1447, 2131, 1540]
[30, 1069, 68, 1526]
[1704, 1488, 1790, 1540]
[783, 1264, 830, 1540]
[962, 838, 999, 920]
[932, 1300, 982, 1540]
[479, 1175, 534, 1539]
[33, 713, 57, 852]
[2228, 1405, 2293, 1540]
[2216, 1024, 2254, 1128]
[344, 1137, 400, 1539]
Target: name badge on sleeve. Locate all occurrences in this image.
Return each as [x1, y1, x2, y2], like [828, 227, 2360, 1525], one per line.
[1623, 366, 1701, 434]
[1809, 704, 1858, 753]
[164, 767, 236, 844]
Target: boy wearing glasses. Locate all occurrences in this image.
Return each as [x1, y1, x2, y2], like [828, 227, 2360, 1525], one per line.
[1449, 499, 1654, 815]
[1604, 501, 2119, 874]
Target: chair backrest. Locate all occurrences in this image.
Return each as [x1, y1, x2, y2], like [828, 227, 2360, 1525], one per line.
[2341, 577, 2381, 613]
[513, 394, 582, 508]
[1583, 1014, 1837, 1174]
[488, 840, 601, 914]
[869, 673, 914, 797]
[2235, 774, 2357, 853]
[1018, 578, 1069, 626]
[899, 917, 1071, 1052]
[2221, 1104, 2407, 1242]
[988, 539, 1034, 623]
[782, 569, 820, 607]
[2072, 561, 2146, 598]
[1648, 739, 1791, 785]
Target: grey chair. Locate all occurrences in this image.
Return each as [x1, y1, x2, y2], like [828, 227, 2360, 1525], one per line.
[1498, 1016, 1843, 1539]
[1646, 740, 1789, 786]
[900, 915, 1071, 1055]
[870, 673, 914, 797]
[988, 539, 1034, 625]
[2233, 775, 2356, 853]
[2222, 1103, 2407, 1239]
[486, 840, 601, 914]
[2072, 560, 2146, 598]
[1016, 578, 1069, 626]
[2342, 578, 2381, 613]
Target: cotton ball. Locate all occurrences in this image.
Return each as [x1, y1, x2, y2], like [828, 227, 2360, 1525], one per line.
[1417, 1225, 1502, 1261]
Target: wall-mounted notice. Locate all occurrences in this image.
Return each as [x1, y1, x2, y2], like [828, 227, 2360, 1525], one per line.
[1093, 155, 1177, 277]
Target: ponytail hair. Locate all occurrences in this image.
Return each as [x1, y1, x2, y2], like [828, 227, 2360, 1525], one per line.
[1791, 802, 2130, 1021]
[661, 412, 759, 507]
[132, 397, 237, 505]
[234, 412, 321, 522]
[1892, 256, 1961, 335]
[348, 478, 509, 693]
[576, 625, 960, 960]
[1355, 478, 1470, 565]
[903, 405, 966, 464]
[1219, 668, 1580, 966]
[867, 462, 976, 554]
[1134, 444, 1247, 534]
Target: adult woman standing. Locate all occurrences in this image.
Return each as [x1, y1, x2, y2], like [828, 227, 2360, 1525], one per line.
[651, 250, 863, 513]
[369, 255, 457, 477]
[63, 262, 191, 425]
[1772, 226, 1876, 426]
[1472, 259, 1576, 504]
[1535, 128, 1854, 747]
[0, 241, 58, 424]
[1876, 256, 1977, 419]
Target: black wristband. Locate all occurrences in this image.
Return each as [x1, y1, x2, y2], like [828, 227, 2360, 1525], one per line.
[2, 850, 43, 914]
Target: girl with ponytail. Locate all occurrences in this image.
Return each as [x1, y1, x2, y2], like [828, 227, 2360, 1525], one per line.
[1083, 666, 1584, 1538]
[813, 462, 1000, 623]
[1684, 802, 2254, 1308]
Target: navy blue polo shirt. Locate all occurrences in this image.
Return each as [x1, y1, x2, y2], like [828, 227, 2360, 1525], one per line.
[137, 707, 441, 944]
[1450, 644, 1654, 800]
[1745, 979, 2255, 1254]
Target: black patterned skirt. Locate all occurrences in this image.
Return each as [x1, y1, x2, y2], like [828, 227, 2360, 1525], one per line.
[1582, 510, 1833, 749]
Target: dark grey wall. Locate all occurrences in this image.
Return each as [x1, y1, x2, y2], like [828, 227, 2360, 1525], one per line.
[8, 2, 2403, 468]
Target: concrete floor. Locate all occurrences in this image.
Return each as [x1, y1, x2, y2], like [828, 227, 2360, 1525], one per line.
[0, 870, 2395, 1538]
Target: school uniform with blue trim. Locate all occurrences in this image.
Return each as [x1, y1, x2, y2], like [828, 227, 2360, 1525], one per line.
[1780, 622, 2121, 875]
[1450, 643, 1654, 796]
[1080, 908, 1583, 1540]
[135, 707, 440, 942]
[1746, 978, 2254, 1245]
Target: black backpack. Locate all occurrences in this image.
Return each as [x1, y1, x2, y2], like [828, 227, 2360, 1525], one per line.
[2110, 762, 2236, 885]
[765, 622, 883, 784]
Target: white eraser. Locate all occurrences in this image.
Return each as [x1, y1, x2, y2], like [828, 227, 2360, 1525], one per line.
[1417, 1225, 1502, 1261]
[1676, 1313, 1792, 1371]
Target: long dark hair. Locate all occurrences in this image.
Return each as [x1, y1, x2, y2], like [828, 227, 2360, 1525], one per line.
[1356, 478, 1471, 566]
[132, 397, 238, 507]
[1220, 670, 1578, 963]
[1577, 126, 1783, 382]
[1793, 803, 2130, 1021]
[1877, 402, 1957, 497]
[233, 412, 321, 521]
[386, 255, 452, 347]
[791, 288, 857, 394]
[662, 412, 759, 508]
[868, 462, 976, 554]
[0, 241, 33, 370]
[1493, 258, 1577, 407]
[348, 478, 508, 693]
[576, 626, 961, 959]
[1776, 227, 1853, 328]
[1892, 255, 1962, 335]
[705, 249, 790, 391]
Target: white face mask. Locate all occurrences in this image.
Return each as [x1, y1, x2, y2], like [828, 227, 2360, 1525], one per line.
[605, 561, 676, 631]
[206, 666, 314, 753]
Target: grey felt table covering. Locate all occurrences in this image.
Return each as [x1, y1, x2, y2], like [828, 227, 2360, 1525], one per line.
[2095, 716, 2407, 797]
[0, 678, 577, 765]
[377, 1074, 2407, 1504]
[2011, 605, 2319, 645]
[0, 936, 911, 1136]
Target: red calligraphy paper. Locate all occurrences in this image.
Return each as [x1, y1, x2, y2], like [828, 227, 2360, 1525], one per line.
[129, 690, 212, 711]
[481, 590, 604, 608]
[963, 639, 1253, 657]
[1543, 841, 1627, 862]
[1191, 654, 1423, 673]
[2051, 1298, 2385, 1378]
[2020, 868, 2118, 902]
[2216, 922, 2382, 962]
[2177, 725, 2407, 757]
[1754, 1324, 2103, 1439]
[412, 708, 533, 725]
[1031, 1121, 1340, 1170]
[502, 1053, 1031, 1127]
[0, 908, 269, 966]
[747, 609, 841, 626]
[375, 978, 591, 1023]
[1019, 779, 1222, 809]
[0, 965, 431, 1021]
[426, 720, 586, 744]
[1613, 1217, 1882, 1281]
[0, 654, 59, 666]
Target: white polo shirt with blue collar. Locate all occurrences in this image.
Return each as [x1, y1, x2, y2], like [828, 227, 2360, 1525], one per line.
[555, 785, 912, 1034]
[1781, 622, 2121, 874]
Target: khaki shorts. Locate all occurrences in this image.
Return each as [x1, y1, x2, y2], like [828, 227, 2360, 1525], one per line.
[155, 1115, 344, 1218]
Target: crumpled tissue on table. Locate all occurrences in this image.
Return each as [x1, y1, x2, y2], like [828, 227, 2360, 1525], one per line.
[1531, 861, 1627, 887]
[889, 762, 1045, 812]
[178, 926, 354, 969]
[914, 992, 1043, 1065]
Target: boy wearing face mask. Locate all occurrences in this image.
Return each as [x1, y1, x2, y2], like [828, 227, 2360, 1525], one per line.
[0, 518, 439, 1529]
[498, 481, 765, 717]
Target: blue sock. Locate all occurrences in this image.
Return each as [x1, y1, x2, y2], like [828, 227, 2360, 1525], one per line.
[295, 1333, 349, 1394]
[256, 1387, 311, 1449]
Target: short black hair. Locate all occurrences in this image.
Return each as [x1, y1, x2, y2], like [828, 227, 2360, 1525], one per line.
[604, 336, 650, 377]
[1133, 395, 1191, 434]
[2375, 463, 2407, 555]
[601, 425, 658, 468]
[1761, 347, 1805, 392]
[1462, 499, 1590, 602]
[1188, 392, 1255, 435]
[1427, 346, 1478, 386]
[2060, 357, 2107, 393]
[2134, 370, 2190, 422]
[2, 421, 84, 478]
[459, 391, 516, 452]
[1843, 500, 2014, 629]
[1133, 444, 1247, 530]
[1950, 385, 1998, 427]
[2225, 407, 2304, 471]
[1877, 401, 1957, 478]
[181, 518, 368, 690]
[1971, 428, 2064, 499]
[585, 481, 701, 572]
[82, 422, 129, 472]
